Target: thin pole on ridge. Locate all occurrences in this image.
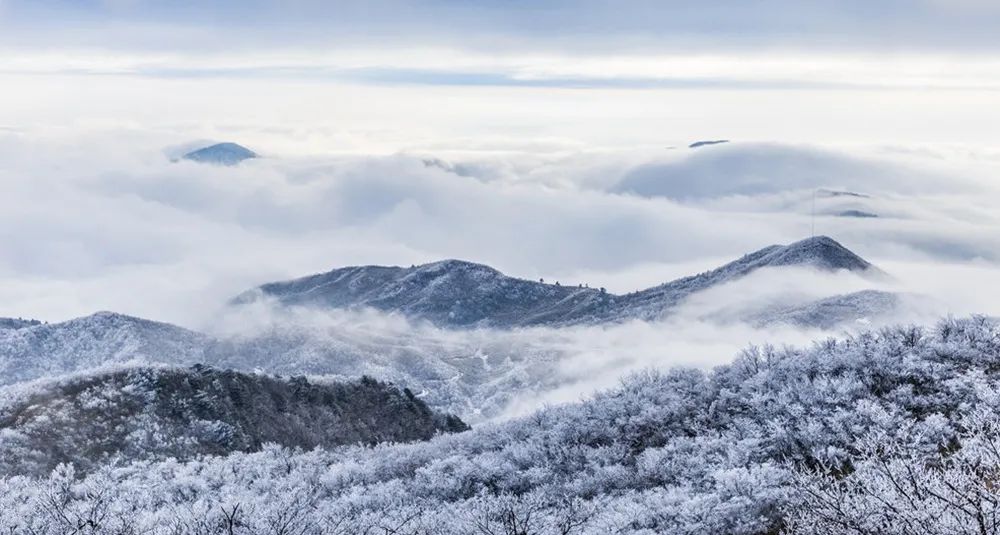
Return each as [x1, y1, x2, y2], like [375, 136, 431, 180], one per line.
[811, 188, 816, 237]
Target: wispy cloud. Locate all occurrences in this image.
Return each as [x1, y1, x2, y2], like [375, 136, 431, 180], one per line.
[4, 48, 1000, 92]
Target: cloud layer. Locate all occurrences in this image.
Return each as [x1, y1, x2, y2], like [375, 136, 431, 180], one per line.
[1, 131, 999, 329]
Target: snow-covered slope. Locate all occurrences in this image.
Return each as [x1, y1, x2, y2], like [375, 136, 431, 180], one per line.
[233, 259, 611, 328]
[755, 290, 901, 329]
[4, 317, 997, 533]
[236, 236, 882, 328]
[0, 310, 555, 420]
[181, 142, 257, 166]
[0, 311, 208, 385]
[615, 236, 879, 321]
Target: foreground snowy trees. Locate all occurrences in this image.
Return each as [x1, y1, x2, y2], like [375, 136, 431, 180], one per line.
[3, 316, 1000, 533]
[789, 412, 1000, 535]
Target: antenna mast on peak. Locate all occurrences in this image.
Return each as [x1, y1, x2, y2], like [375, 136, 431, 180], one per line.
[811, 188, 816, 237]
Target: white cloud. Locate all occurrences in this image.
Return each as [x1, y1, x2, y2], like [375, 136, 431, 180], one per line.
[2, 129, 1000, 330]
[612, 143, 967, 200]
[204, 297, 833, 421]
[5, 48, 1000, 91]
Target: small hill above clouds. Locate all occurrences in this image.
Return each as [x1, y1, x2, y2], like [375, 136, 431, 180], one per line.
[0, 365, 468, 476]
[181, 142, 257, 166]
[749, 235, 874, 272]
[235, 236, 883, 328]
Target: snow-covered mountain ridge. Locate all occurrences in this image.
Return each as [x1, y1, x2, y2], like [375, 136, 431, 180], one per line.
[235, 236, 885, 328]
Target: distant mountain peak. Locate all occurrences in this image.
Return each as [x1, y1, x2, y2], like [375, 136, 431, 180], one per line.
[181, 142, 258, 166]
[622, 236, 878, 319]
[415, 258, 497, 272]
[90, 310, 134, 319]
[234, 258, 603, 327]
[689, 139, 730, 148]
[770, 235, 873, 272]
[837, 209, 878, 218]
[233, 236, 881, 328]
[407, 259, 505, 279]
[817, 189, 870, 199]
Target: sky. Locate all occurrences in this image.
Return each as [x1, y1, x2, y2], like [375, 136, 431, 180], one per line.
[1, 0, 1000, 329]
[3, 0, 1000, 152]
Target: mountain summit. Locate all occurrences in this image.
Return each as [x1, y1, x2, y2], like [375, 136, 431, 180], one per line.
[232, 259, 608, 327]
[182, 142, 258, 166]
[760, 235, 874, 272]
[233, 236, 881, 328]
[620, 235, 877, 314]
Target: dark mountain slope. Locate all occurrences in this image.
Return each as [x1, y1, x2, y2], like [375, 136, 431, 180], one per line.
[235, 236, 879, 327]
[616, 236, 879, 320]
[233, 259, 612, 327]
[0, 365, 467, 476]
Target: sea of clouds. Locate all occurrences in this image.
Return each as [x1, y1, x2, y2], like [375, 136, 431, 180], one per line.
[3, 129, 998, 418]
[2, 132, 999, 321]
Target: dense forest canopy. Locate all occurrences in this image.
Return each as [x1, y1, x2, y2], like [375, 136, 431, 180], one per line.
[0, 366, 467, 476]
[3, 316, 999, 534]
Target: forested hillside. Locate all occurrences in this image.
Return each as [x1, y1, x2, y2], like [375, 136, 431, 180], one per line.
[2, 317, 997, 534]
[0, 311, 559, 420]
[0, 365, 467, 476]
